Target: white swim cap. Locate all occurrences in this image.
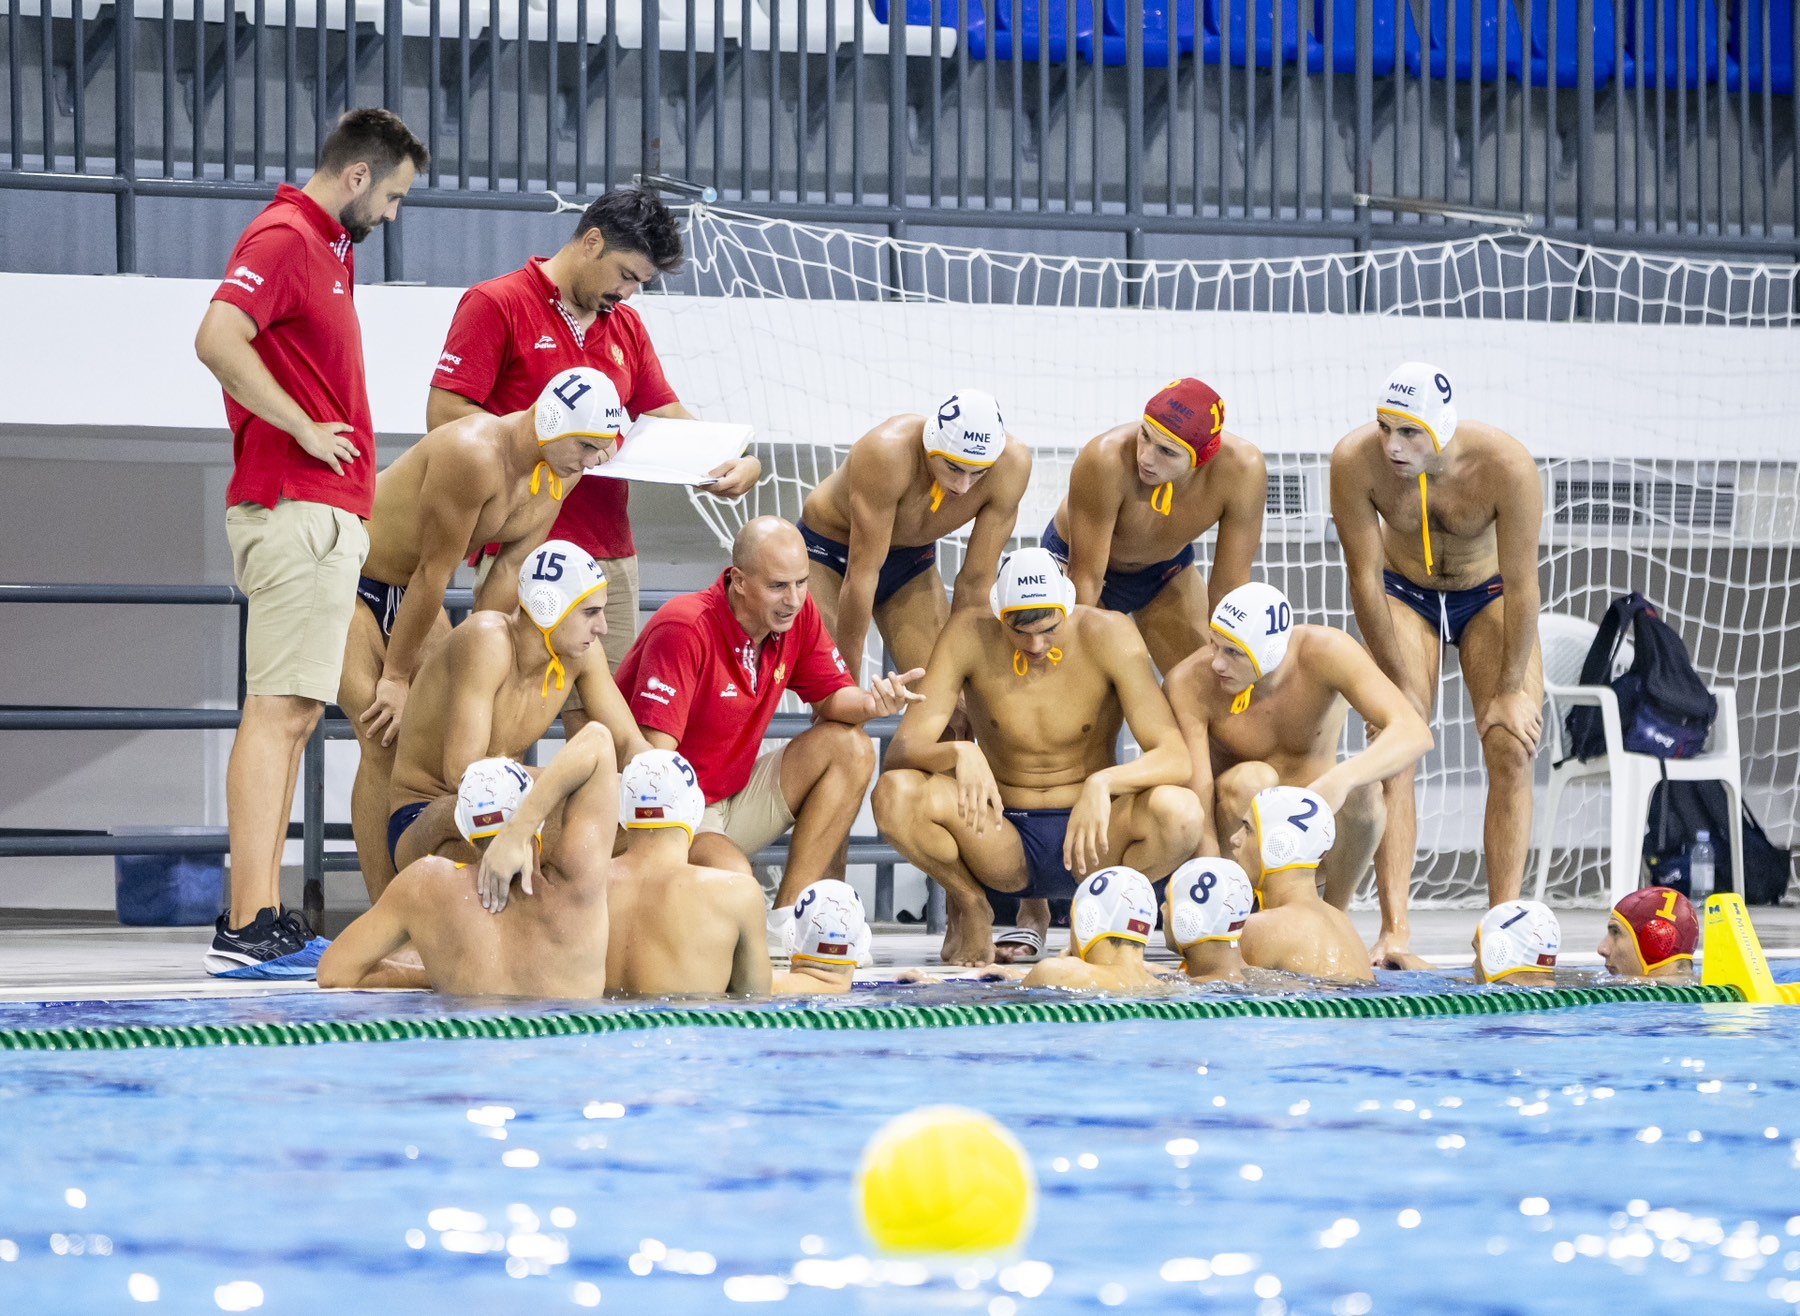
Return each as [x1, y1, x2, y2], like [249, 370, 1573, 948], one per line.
[455, 757, 534, 843]
[1377, 361, 1458, 452]
[790, 879, 870, 968]
[924, 388, 1006, 469]
[1168, 858, 1255, 950]
[1249, 786, 1337, 876]
[535, 367, 628, 445]
[519, 540, 608, 695]
[619, 749, 704, 839]
[1071, 866, 1158, 961]
[990, 546, 1076, 621]
[1476, 900, 1562, 982]
[1210, 582, 1294, 679]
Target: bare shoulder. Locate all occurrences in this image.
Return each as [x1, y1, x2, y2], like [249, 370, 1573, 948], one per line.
[698, 866, 767, 915]
[1329, 424, 1381, 479]
[425, 412, 510, 482]
[984, 435, 1035, 500]
[849, 416, 925, 474]
[1461, 420, 1537, 477]
[1023, 956, 1091, 990]
[1214, 431, 1267, 481]
[389, 855, 464, 906]
[938, 607, 990, 661]
[1079, 606, 1150, 657]
[442, 612, 517, 672]
[1163, 646, 1209, 702]
[1075, 425, 1133, 480]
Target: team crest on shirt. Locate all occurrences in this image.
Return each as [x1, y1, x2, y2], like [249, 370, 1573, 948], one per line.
[773, 663, 788, 686]
[609, 343, 625, 367]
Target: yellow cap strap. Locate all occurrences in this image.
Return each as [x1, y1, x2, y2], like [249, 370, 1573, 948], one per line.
[540, 628, 566, 698]
[930, 481, 944, 513]
[1150, 481, 1174, 516]
[1012, 647, 1063, 677]
[1418, 473, 1434, 576]
[1230, 686, 1254, 715]
[531, 461, 565, 501]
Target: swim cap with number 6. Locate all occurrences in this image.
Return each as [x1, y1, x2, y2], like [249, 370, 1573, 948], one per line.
[1071, 866, 1158, 960]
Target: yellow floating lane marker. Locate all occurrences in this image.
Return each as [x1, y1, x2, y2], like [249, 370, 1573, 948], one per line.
[1700, 893, 1789, 1005]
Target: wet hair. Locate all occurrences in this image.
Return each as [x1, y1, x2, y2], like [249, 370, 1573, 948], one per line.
[317, 108, 429, 181]
[573, 188, 685, 274]
[1004, 607, 1062, 628]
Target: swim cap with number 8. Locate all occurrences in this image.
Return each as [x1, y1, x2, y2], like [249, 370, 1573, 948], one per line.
[1168, 858, 1255, 949]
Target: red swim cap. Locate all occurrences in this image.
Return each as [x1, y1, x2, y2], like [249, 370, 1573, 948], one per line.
[1612, 886, 1699, 974]
[1143, 378, 1226, 468]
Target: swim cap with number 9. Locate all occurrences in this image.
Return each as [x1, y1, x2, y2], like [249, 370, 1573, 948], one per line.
[924, 388, 1006, 468]
[1377, 361, 1458, 453]
[1071, 866, 1157, 960]
[1168, 858, 1255, 949]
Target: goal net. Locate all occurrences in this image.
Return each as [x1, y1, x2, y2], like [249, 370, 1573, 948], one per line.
[644, 207, 1800, 909]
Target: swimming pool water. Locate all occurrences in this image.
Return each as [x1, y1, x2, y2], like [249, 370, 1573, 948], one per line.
[2, 993, 1798, 1314]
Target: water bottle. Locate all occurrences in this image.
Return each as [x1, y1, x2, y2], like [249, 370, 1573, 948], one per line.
[1688, 830, 1715, 904]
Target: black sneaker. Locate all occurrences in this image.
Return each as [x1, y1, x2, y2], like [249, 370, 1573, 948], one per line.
[204, 906, 313, 979]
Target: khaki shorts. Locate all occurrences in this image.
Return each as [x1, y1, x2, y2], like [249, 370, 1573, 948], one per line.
[699, 745, 795, 875]
[561, 553, 641, 716]
[227, 499, 369, 704]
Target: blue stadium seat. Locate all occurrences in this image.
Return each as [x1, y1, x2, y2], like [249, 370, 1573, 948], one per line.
[871, 0, 982, 54]
[1621, 0, 1732, 88]
[1222, 0, 1311, 69]
[1522, 0, 1619, 88]
[965, 0, 1099, 61]
[1408, 0, 1528, 83]
[1308, 0, 1421, 77]
[1095, 0, 1211, 67]
[1727, 0, 1794, 96]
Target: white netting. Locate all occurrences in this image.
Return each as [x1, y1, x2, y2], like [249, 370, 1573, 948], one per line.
[642, 208, 1800, 908]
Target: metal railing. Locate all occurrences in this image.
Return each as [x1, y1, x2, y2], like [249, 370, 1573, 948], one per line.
[1, 1, 1795, 275]
[0, 581, 916, 929]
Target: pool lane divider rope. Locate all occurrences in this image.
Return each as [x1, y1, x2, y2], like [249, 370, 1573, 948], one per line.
[0, 983, 1749, 1052]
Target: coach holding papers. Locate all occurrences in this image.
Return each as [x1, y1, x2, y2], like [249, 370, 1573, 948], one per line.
[427, 187, 762, 670]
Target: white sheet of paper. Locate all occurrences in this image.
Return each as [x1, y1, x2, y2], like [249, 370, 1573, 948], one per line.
[588, 416, 755, 486]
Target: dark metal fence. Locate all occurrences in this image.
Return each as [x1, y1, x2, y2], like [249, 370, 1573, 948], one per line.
[1, 1, 1795, 275]
[0, 581, 914, 927]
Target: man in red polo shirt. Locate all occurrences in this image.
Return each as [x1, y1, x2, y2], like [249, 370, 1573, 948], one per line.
[427, 187, 761, 671]
[194, 108, 427, 977]
[616, 517, 923, 950]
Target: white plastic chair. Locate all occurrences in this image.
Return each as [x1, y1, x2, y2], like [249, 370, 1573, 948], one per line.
[1532, 610, 1744, 908]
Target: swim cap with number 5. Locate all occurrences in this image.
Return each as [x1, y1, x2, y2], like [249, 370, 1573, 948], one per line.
[619, 749, 705, 839]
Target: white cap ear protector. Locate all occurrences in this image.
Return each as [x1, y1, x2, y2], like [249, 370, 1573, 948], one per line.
[1249, 786, 1337, 877]
[990, 546, 1077, 621]
[619, 750, 705, 840]
[530, 368, 628, 500]
[455, 757, 534, 843]
[1377, 361, 1458, 453]
[536, 367, 627, 445]
[1476, 900, 1562, 982]
[1168, 858, 1255, 950]
[1210, 582, 1293, 714]
[924, 388, 1006, 469]
[519, 540, 608, 696]
[790, 879, 869, 969]
[1071, 866, 1158, 961]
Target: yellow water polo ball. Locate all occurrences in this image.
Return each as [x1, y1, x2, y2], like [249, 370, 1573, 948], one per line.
[856, 1105, 1037, 1256]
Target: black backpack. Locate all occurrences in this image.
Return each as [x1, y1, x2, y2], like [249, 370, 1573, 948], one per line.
[1643, 779, 1793, 906]
[1563, 593, 1717, 762]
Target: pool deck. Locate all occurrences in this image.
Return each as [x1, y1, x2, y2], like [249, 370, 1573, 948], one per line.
[1, 905, 1796, 1005]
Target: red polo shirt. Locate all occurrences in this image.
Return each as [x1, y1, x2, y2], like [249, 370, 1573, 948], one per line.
[432, 257, 679, 559]
[212, 184, 376, 518]
[616, 571, 856, 802]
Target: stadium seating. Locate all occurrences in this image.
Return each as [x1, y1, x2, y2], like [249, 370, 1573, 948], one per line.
[1408, 0, 1527, 83]
[1727, 0, 1793, 96]
[1620, 0, 1732, 89]
[1520, 0, 1619, 88]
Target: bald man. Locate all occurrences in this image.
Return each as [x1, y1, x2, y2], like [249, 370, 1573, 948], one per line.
[615, 516, 925, 948]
